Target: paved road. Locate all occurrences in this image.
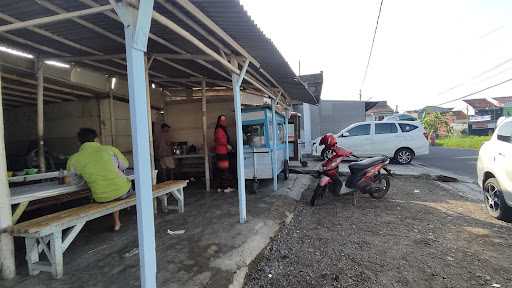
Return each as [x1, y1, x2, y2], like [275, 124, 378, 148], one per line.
[415, 146, 478, 180]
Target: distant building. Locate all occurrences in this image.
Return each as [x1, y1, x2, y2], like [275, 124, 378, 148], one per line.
[365, 101, 394, 121]
[293, 73, 323, 153]
[463, 98, 504, 135]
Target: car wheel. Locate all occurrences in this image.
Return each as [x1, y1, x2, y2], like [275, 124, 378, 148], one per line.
[394, 148, 414, 165]
[483, 178, 511, 220]
[321, 147, 335, 161]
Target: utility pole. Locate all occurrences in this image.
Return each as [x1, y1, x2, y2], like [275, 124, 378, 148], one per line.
[359, 89, 362, 101]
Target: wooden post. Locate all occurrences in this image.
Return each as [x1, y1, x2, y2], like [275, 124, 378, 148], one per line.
[109, 77, 116, 146]
[0, 67, 16, 279]
[201, 79, 210, 191]
[36, 60, 46, 172]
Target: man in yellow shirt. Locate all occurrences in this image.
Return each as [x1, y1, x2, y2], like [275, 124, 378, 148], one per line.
[66, 128, 132, 231]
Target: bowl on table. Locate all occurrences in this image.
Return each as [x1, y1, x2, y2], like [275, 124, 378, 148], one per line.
[24, 168, 38, 175]
[14, 171, 25, 177]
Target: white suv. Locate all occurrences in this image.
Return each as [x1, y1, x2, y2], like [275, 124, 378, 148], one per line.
[312, 121, 429, 164]
[477, 117, 512, 220]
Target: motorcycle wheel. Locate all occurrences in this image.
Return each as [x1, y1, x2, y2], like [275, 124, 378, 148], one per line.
[369, 175, 390, 199]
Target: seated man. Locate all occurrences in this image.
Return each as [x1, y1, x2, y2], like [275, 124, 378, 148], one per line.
[66, 128, 132, 231]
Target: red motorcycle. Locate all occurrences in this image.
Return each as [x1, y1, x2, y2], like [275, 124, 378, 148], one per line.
[310, 134, 392, 206]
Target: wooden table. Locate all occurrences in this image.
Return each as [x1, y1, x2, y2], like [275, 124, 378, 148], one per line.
[9, 171, 67, 184]
[9, 170, 155, 223]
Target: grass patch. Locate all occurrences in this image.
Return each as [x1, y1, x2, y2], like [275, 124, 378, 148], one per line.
[436, 135, 491, 150]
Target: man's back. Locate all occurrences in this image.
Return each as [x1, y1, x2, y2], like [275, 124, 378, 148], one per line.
[67, 142, 131, 202]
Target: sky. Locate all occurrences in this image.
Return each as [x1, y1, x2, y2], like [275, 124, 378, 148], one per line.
[240, 0, 512, 112]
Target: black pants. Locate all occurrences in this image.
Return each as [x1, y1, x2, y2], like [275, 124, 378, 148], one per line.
[217, 169, 232, 190]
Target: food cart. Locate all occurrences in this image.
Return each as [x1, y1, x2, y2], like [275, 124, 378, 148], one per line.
[242, 106, 288, 191]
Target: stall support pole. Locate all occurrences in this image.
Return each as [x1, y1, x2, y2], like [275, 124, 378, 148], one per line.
[201, 79, 210, 192]
[231, 57, 249, 224]
[144, 56, 156, 185]
[0, 68, 15, 279]
[113, 1, 156, 287]
[108, 77, 116, 146]
[36, 60, 46, 172]
[285, 108, 289, 162]
[271, 99, 278, 192]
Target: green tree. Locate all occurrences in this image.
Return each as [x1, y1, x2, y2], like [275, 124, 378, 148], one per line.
[422, 112, 451, 135]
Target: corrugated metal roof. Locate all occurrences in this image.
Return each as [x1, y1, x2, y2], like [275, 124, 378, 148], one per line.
[0, 0, 317, 105]
[493, 96, 512, 105]
[463, 98, 499, 109]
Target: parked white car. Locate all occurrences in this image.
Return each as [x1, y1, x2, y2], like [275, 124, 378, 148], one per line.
[312, 121, 429, 164]
[477, 117, 512, 220]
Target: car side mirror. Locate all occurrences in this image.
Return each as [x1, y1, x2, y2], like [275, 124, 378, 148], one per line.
[341, 132, 350, 137]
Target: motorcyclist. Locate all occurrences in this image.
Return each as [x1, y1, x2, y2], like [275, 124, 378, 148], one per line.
[317, 134, 352, 196]
[319, 134, 352, 176]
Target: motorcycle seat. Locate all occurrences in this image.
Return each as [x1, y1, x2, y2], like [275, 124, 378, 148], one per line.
[348, 156, 387, 172]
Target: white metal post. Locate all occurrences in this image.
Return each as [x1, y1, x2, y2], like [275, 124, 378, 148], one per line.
[36, 60, 46, 172]
[271, 99, 278, 191]
[144, 57, 156, 184]
[230, 57, 249, 224]
[285, 108, 289, 161]
[113, 1, 156, 287]
[108, 77, 116, 146]
[0, 67, 16, 279]
[201, 79, 210, 192]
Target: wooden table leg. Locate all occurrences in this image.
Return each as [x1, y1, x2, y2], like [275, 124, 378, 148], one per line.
[12, 201, 29, 224]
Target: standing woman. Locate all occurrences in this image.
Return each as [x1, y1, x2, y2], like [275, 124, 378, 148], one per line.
[214, 114, 234, 192]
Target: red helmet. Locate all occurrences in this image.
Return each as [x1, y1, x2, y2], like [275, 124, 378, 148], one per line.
[319, 134, 337, 148]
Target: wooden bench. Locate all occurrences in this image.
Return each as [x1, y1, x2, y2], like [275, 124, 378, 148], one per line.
[8, 180, 187, 279]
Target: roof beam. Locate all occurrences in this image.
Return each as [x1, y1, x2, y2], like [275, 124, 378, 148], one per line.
[3, 89, 61, 103]
[2, 74, 94, 97]
[2, 84, 77, 101]
[154, 57, 203, 78]
[79, 0, 232, 81]
[0, 11, 129, 74]
[34, 1, 209, 81]
[3, 95, 37, 104]
[167, 0, 279, 98]
[0, 5, 113, 32]
[174, 0, 260, 67]
[0, 26, 126, 75]
[152, 11, 239, 75]
[44, 54, 126, 62]
[150, 53, 215, 61]
[157, 0, 231, 54]
[35, 0, 125, 43]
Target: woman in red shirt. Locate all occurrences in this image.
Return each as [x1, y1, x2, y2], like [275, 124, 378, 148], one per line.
[214, 114, 234, 192]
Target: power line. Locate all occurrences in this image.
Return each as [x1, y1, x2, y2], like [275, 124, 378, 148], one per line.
[360, 0, 384, 99]
[436, 77, 512, 106]
[437, 56, 512, 97]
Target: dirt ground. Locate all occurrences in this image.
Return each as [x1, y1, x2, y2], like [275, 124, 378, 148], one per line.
[244, 176, 512, 288]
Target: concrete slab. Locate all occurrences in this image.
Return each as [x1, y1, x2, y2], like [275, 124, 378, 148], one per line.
[1, 177, 314, 288]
